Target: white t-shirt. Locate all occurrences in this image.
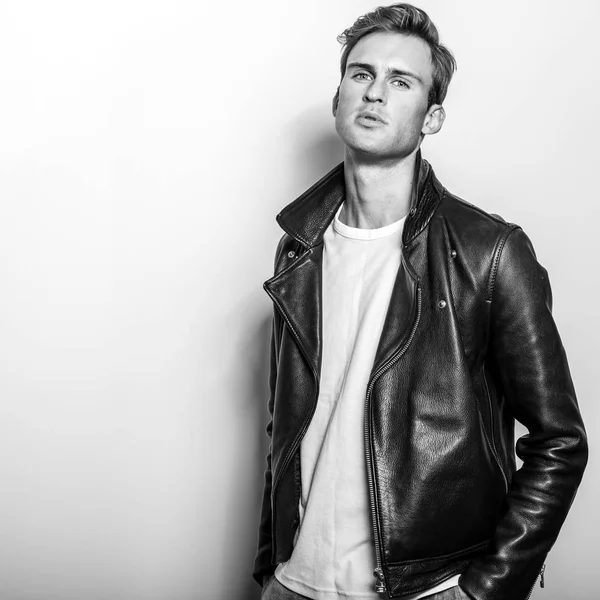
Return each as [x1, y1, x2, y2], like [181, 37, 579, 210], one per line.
[274, 203, 460, 598]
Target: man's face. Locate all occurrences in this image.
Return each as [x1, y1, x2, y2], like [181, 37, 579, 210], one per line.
[334, 31, 440, 160]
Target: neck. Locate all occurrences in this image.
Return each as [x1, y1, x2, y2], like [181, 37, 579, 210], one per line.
[340, 148, 418, 229]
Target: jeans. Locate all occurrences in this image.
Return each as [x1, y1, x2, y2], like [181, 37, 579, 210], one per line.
[260, 575, 463, 600]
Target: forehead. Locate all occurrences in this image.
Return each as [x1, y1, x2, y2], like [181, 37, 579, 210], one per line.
[346, 31, 434, 85]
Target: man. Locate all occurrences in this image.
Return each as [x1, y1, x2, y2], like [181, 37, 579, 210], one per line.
[253, 4, 588, 600]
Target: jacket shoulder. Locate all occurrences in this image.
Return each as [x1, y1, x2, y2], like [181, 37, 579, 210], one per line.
[438, 189, 516, 230]
[436, 189, 521, 253]
[431, 188, 527, 303]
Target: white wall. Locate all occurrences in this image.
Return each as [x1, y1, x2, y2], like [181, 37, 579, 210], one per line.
[0, 1, 596, 599]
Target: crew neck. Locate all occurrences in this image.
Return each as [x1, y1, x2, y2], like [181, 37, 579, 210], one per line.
[333, 202, 406, 240]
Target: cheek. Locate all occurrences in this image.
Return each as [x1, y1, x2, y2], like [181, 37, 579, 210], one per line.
[337, 81, 358, 112]
[394, 103, 428, 132]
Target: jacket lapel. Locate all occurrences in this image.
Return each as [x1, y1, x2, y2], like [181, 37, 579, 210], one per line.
[263, 163, 346, 379]
[264, 244, 324, 379]
[369, 156, 436, 376]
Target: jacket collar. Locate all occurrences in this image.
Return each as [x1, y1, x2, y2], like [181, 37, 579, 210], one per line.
[276, 150, 441, 249]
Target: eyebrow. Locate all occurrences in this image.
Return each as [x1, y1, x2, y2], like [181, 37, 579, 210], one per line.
[346, 61, 424, 84]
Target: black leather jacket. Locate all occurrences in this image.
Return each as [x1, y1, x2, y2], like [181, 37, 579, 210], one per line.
[253, 155, 588, 600]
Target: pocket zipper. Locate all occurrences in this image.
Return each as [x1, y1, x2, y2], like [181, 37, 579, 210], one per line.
[525, 563, 546, 600]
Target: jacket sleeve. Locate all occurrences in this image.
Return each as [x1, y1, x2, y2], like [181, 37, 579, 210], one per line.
[459, 227, 588, 600]
[252, 235, 287, 587]
[252, 313, 279, 586]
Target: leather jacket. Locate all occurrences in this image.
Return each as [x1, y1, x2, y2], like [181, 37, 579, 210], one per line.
[253, 154, 588, 600]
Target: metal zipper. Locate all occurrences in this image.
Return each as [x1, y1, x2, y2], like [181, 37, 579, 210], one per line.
[525, 563, 546, 600]
[364, 286, 422, 594]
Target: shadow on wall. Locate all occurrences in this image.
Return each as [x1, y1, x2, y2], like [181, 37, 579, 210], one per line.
[286, 105, 344, 182]
[303, 130, 344, 176]
[227, 121, 343, 600]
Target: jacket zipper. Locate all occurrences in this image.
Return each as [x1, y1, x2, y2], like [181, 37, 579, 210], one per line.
[525, 563, 546, 600]
[364, 286, 422, 594]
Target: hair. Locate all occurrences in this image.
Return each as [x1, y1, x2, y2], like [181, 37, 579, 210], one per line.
[332, 3, 456, 114]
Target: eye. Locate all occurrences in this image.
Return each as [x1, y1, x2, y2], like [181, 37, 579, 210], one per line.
[353, 72, 372, 81]
[392, 79, 409, 89]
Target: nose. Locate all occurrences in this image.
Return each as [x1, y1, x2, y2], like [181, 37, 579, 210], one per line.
[363, 77, 386, 104]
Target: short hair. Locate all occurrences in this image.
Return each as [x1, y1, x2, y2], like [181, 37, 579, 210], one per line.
[332, 3, 456, 114]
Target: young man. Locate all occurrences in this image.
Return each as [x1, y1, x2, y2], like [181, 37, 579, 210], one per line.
[253, 4, 587, 600]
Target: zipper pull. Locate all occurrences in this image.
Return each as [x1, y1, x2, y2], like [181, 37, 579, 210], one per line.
[373, 567, 387, 593]
[540, 564, 546, 589]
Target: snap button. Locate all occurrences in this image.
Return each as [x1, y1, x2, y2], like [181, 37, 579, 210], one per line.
[287, 251, 295, 259]
[438, 300, 447, 309]
[450, 249, 457, 259]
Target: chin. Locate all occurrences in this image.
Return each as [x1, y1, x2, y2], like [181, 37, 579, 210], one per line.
[343, 131, 418, 161]
[338, 127, 383, 153]
[344, 133, 396, 157]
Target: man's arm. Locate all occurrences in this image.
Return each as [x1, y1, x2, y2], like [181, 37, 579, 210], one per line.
[252, 314, 278, 587]
[459, 227, 588, 600]
[253, 235, 290, 587]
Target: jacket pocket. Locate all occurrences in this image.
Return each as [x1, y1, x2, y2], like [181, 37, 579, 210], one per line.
[478, 365, 509, 493]
[385, 540, 489, 597]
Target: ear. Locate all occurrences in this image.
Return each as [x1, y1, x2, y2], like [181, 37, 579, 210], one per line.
[332, 86, 340, 117]
[421, 104, 446, 136]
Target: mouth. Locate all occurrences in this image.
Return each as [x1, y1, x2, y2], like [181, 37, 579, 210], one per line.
[356, 111, 387, 126]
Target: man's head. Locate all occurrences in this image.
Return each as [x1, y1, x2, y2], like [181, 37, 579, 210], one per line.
[332, 3, 456, 160]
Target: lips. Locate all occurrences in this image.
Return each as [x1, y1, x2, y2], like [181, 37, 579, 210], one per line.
[357, 110, 387, 124]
